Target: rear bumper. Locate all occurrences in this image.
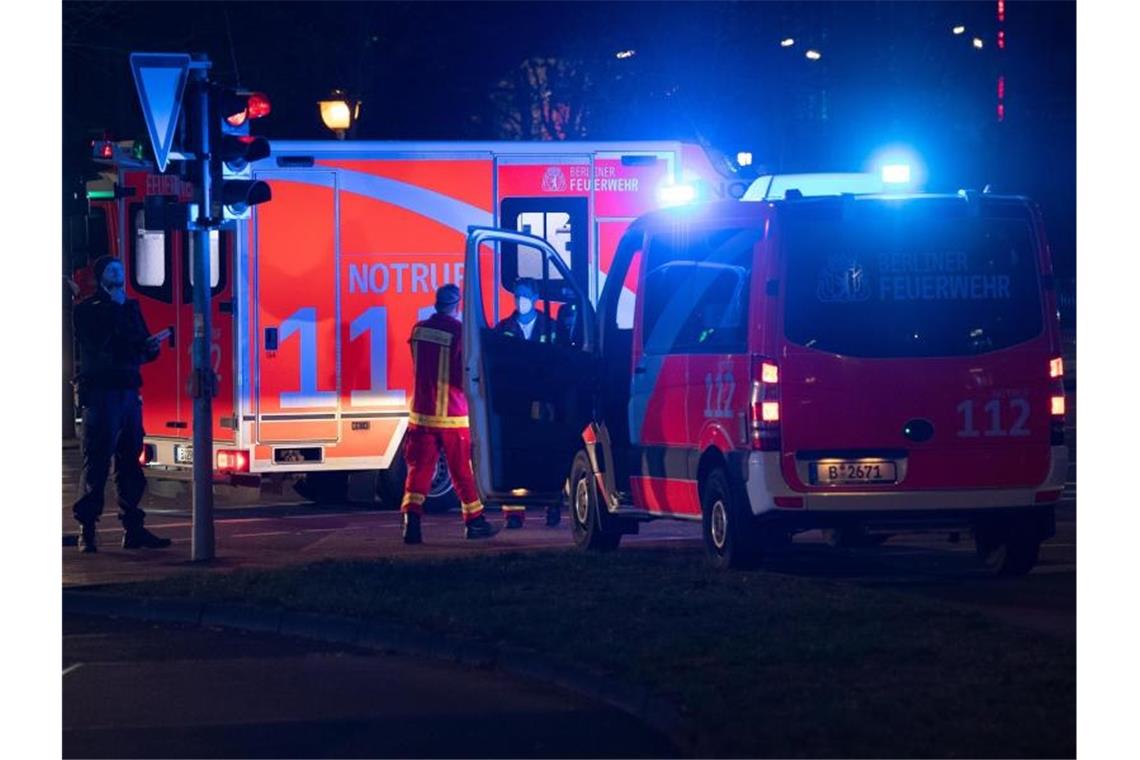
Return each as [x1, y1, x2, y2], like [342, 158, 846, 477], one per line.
[745, 446, 1068, 515]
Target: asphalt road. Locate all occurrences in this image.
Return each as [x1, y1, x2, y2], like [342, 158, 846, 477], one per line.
[63, 614, 674, 759]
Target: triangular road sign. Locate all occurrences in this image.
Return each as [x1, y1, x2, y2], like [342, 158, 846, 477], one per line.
[129, 53, 191, 173]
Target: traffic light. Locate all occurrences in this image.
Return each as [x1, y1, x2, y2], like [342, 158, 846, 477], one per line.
[210, 87, 272, 221]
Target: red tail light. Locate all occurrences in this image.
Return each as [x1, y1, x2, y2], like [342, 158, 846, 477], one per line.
[216, 449, 250, 473]
[750, 356, 781, 451]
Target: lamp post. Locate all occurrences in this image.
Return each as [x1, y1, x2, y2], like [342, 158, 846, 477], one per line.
[319, 90, 361, 139]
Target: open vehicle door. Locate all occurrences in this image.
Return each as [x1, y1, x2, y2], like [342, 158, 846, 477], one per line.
[463, 227, 599, 506]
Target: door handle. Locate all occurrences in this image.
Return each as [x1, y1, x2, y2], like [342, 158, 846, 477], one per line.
[265, 327, 278, 351]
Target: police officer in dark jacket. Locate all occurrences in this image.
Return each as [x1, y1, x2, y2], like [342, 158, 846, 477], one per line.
[72, 256, 171, 553]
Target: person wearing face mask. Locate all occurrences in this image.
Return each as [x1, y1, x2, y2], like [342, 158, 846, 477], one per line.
[494, 278, 553, 344]
[493, 278, 560, 529]
[72, 256, 170, 553]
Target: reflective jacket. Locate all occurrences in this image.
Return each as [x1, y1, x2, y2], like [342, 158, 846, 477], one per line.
[407, 313, 468, 429]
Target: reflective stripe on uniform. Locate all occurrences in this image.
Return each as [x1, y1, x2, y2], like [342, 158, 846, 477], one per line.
[401, 492, 426, 507]
[412, 327, 453, 347]
[461, 499, 484, 515]
[409, 412, 469, 428]
[435, 343, 450, 417]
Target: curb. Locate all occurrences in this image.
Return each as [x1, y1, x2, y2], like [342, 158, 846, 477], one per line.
[63, 590, 698, 755]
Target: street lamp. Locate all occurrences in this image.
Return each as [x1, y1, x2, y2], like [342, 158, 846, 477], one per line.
[318, 90, 361, 139]
[780, 38, 795, 47]
[805, 49, 821, 60]
[952, 25, 966, 35]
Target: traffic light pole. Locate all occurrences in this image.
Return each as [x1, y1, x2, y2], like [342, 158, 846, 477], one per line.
[190, 64, 216, 562]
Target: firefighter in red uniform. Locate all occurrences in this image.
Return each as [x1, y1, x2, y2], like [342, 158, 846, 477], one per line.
[401, 284, 498, 543]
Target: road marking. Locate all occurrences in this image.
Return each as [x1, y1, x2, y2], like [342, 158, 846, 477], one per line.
[62, 663, 84, 678]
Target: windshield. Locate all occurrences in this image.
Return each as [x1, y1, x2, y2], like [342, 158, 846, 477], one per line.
[783, 200, 1044, 358]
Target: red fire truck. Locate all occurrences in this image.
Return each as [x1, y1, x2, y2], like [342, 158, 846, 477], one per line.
[76, 139, 742, 508]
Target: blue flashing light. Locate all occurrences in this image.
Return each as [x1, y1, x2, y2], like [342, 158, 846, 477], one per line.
[657, 182, 697, 207]
[881, 164, 911, 185]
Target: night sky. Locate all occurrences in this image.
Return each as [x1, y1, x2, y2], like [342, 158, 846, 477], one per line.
[63, 1, 1075, 272]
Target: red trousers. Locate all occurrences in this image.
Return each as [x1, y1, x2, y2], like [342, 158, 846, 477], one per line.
[401, 425, 484, 522]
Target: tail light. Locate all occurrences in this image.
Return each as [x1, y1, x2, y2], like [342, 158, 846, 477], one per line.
[216, 449, 250, 473]
[750, 356, 781, 451]
[1049, 357, 1066, 446]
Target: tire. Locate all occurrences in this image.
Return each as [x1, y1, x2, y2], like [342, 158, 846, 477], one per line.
[569, 450, 622, 552]
[293, 471, 349, 506]
[701, 467, 762, 570]
[974, 516, 1042, 577]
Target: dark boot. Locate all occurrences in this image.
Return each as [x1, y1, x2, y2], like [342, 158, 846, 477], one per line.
[545, 505, 561, 527]
[403, 512, 423, 545]
[78, 523, 98, 554]
[505, 513, 524, 530]
[465, 514, 499, 540]
[122, 525, 172, 549]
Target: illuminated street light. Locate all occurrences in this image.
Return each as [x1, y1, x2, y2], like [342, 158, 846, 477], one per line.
[737, 151, 753, 167]
[615, 49, 636, 59]
[780, 38, 795, 47]
[973, 37, 985, 49]
[318, 90, 361, 139]
[952, 25, 966, 35]
[805, 49, 821, 60]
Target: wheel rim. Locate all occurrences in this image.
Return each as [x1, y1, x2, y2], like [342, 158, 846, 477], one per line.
[429, 455, 454, 498]
[574, 475, 591, 525]
[710, 499, 728, 550]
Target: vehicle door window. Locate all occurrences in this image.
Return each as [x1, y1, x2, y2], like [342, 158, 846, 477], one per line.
[128, 205, 172, 302]
[184, 229, 228, 301]
[641, 227, 758, 355]
[500, 197, 588, 295]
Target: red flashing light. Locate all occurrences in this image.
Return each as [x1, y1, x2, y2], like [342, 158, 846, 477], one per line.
[246, 92, 271, 120]
[997, 76, 1005, 99]
[998, 31, 1005, 49]
[997, 103, 1005, 122]
[997, 0, 1005, 23]
[100, 143, 113, 158]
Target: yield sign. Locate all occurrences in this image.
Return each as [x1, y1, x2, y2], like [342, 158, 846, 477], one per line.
[129, 53, 191, 173]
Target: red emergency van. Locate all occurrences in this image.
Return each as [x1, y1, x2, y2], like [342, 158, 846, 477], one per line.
[461, 186, 1067, 574]
[78, 139, 740, 508]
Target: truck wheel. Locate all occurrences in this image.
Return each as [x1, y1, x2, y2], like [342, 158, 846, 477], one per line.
[974, 516, 1041, 577]
[701, 468, 762, 570]
[569, 450, 621, 551]
[294, 471, 349, 506]
[424, 452, 460, 514]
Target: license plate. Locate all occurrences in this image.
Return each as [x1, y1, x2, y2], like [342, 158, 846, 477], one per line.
[812, 460, 897, 485]
[174, 445, 194, 464]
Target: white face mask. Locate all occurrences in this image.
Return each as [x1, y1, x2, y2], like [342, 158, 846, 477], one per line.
[517, 296, 534, 315]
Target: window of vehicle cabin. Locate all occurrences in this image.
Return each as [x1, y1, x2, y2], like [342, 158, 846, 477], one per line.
[129, 205, 172, 302]
[641, 227, 759, 355]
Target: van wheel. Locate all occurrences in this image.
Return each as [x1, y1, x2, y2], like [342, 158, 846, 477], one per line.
[701, 468, 762, 570]
[974, 517, 1041, 577]
[569, 450, 621, 551]
[294, 472, 349, 506]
